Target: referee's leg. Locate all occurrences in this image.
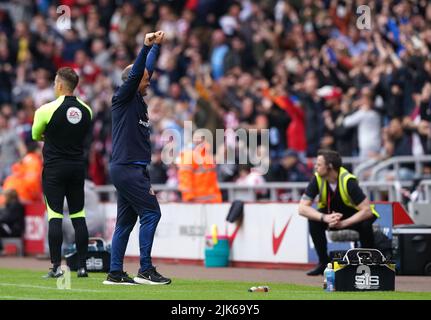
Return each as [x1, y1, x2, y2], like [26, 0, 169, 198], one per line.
[65, 165, 89, 269]
[42, 167, 66, 269]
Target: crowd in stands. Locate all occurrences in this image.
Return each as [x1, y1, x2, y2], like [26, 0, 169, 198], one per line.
[1, 0, 431, 204]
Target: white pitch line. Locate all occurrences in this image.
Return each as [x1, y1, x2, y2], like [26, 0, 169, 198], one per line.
[0, 295, 44, 300]
[0, 282, 183, 294]
[0, 283, 109, 293]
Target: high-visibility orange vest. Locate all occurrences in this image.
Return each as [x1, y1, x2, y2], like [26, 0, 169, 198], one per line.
[177, 143, 222, 203]
[2, 152, 43, 203]
[3, 163, 28, 202]
[21, 152, 43, 202]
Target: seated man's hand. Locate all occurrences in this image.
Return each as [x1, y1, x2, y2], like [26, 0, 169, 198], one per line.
[332, 212, 343, 220]
[329, 219, 348, 229]
[327, 212, 343, 228]
[144, 32, 156, 46]
[325, 213, 340, 224]
[154, 31, 165, 44]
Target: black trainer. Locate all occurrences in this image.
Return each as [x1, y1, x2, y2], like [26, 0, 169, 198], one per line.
[77, 267, 88, 278]
[43, 266, 64, 278]
[134, 266, 171, 285]
[103, 271, 137, 285]
[306, 262, 327, 276]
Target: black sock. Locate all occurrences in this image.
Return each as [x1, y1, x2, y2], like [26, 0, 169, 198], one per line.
[71, 217, 89, 269]
[48, 219, 63, 267]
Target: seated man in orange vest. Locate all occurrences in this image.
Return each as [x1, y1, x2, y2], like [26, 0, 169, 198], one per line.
[177, 133, 222, 203]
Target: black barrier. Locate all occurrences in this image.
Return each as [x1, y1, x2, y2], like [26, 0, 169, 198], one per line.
[392, 225, 431, 275]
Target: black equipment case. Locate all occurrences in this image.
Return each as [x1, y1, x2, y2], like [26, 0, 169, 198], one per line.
[65, 237, 111, 272]
[333, 248, 395, 291]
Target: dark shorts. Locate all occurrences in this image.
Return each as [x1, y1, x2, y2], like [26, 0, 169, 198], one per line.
[42, 163, 85, 217]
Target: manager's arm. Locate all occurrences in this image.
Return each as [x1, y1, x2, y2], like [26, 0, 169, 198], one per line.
[145, 31, 164, 84]
[115, 33, 156, 103]
[145, 44, 161, 76]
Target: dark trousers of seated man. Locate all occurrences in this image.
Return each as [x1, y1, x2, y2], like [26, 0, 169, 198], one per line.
[309, 215, 377, 264]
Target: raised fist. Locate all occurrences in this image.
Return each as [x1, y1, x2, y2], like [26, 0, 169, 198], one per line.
[144, 32, 156, 46]
[154, 31, 165, 44]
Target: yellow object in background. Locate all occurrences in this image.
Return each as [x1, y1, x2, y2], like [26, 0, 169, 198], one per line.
[17, 38, 29, 63]
[211, 224, 218, 245]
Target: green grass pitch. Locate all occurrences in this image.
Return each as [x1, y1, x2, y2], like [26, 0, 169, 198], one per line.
[0, 268, 430, 300]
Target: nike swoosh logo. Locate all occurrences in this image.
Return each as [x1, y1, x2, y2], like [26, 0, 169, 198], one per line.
[272, 215, 293, 255]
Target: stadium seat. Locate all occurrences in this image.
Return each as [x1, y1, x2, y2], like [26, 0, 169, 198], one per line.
[328, 229, 360, 247]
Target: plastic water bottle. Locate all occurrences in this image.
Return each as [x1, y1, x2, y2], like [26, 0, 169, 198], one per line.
[248, 286, 270, 292]
[323, 263, 335, 292]
[211, 224, 219, 246]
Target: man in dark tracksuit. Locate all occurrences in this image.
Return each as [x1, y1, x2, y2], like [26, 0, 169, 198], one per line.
[299, 150, 378, 276]
[103, 31, 171, 285]
[32, 67, 92, 278]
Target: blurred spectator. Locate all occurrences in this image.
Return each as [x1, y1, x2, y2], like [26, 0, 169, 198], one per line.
[90, 38, 111, 72]
[262, 85, 305, 157]
[0, 189, 25, 252]
[148, 148, 168, 185]
[380, 118, 415, 181]
[216, 143, 238, 183]
[2, 141, 43, 204]
[176, 134, 222, 203]
[234, 163, 266, 201]
[210, 29, 229, 80]
[0, 9, 14, 35]
[266, 149, 313, 183]
[296, 70, 325, 157]
[32, 68, 55, 107]
[343, 87, 382, 159]
[328, 96, 357, 157]
[0, 41, 14, 104]
[223, 34, 255, 74]
[0, 0, 429, 189]
[219, 2, 241, 36]
[0, 113, 26, 182]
